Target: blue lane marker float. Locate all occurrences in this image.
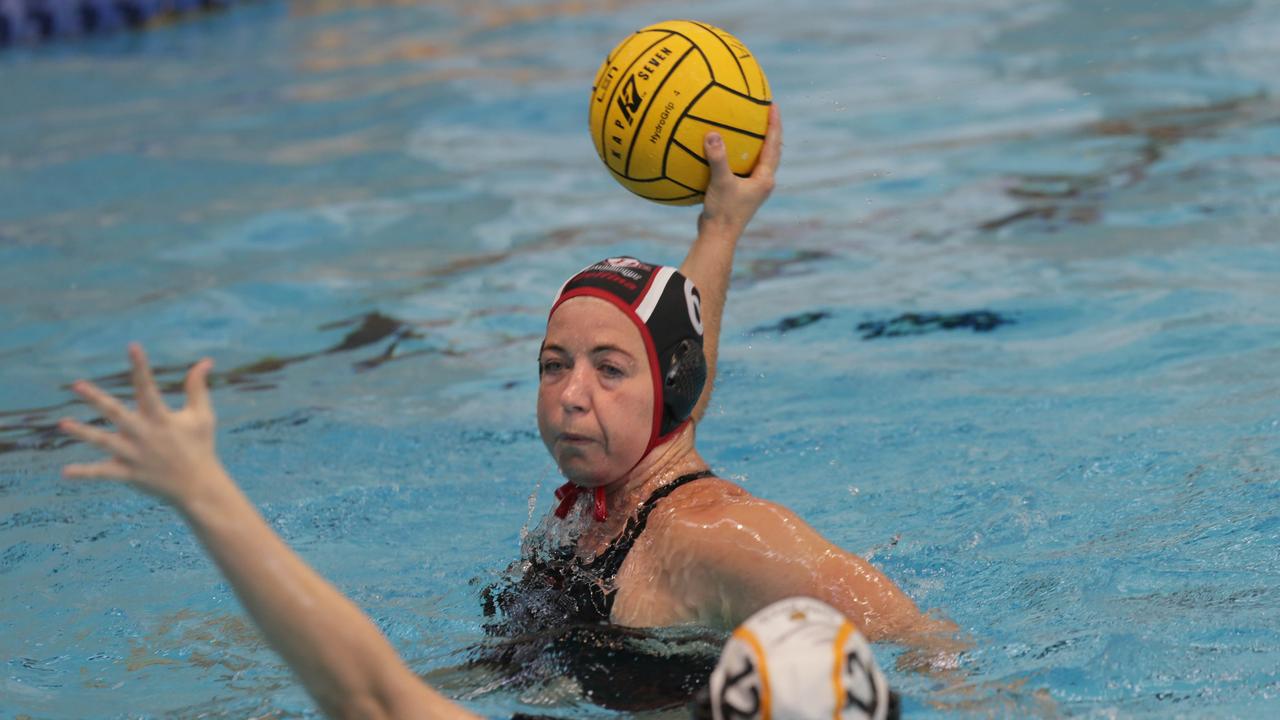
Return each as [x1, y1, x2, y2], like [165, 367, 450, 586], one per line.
[0, 0, 242, 47]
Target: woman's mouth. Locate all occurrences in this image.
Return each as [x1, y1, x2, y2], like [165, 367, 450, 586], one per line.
[559, 432, 595, 445]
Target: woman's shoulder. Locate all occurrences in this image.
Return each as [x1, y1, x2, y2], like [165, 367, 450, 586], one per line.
[638, 476, 833, 608]
[665, 474, 749, 508]
[654, 475, 793, 530]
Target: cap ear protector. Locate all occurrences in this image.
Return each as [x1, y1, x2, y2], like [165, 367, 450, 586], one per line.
[661, 337, 707, 436]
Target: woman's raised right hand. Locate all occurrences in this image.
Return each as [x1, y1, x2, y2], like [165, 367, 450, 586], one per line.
[59, 343, 225, 509]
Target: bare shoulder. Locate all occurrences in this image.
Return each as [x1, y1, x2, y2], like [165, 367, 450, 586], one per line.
[628, 474, 934, 638]
[647, 476, 813, 546]
[665, 475, 751, 509]
[633, 475, 849, 628]
[654, 476, 753, 521]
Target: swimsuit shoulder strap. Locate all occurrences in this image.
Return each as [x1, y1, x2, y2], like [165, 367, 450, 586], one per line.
[591, 469, 716, 581]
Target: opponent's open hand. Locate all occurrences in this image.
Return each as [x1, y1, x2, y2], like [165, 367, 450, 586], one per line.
[699, 103, 782, 236]
[59, 344, 223, 508]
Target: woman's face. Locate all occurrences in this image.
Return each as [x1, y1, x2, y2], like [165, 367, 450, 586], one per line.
[537, 297, 654, 487]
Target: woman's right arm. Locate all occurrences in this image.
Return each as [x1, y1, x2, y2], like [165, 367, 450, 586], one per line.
[59, 345, 478, 720]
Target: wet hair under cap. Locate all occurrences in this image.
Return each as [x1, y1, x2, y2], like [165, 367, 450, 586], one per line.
[546, 257, 707, 521]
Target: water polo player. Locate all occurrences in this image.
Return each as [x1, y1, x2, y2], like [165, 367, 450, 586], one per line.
[56, 107, 951, 716]
[483, 106, 957, 669]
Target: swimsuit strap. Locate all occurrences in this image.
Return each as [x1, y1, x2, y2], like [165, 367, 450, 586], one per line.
[591, 469, 716, 581]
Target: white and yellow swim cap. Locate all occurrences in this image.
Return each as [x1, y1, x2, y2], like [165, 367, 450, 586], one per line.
[699, 597, 895, 720]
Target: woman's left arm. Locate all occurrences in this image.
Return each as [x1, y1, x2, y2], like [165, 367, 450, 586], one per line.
[670, 496, 960, 649]
[680, 105, 782, 424]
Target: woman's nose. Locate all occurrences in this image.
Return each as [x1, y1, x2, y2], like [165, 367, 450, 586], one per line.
[560, 363, 591, 413]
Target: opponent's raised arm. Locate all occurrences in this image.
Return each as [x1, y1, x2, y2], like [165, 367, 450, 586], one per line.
[58, 345, 477, 720]
[680, 104, 782, 424]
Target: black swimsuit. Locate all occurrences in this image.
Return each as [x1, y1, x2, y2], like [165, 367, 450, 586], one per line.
[477, 470, 720, 710]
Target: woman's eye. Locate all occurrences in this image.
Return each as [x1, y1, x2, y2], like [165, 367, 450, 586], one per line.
[540, 359, 565, 375]
[599, 363, 624, 378]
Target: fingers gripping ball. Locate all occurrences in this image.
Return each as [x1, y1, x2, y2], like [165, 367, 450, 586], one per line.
[706, 598, 894, 720]
[589, 20, 772, 205]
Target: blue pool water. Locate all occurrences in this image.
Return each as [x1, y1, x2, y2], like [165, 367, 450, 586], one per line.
[3, 0, 1279, 717]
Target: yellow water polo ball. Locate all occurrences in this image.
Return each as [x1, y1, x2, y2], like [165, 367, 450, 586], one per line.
[588, 20, 772, 206]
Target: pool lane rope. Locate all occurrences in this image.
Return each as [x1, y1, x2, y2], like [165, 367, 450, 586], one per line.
[1, 0, 243, 47]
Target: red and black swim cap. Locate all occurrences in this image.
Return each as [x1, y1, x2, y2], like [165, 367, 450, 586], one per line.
[547, 257, 707, 520]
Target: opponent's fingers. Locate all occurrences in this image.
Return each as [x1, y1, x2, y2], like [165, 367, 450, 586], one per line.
[57, 418, 135, 460]
[62, 457, 132, 481]
[753, 104, 782, 180]
[703, 131, 732, 185]
[129, 343, 168, 418]
[183, 358, 214, 415]
[71, 380, 137, 432]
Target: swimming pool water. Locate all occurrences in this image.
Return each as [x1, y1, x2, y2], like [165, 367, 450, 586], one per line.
[3, 0, 1279, 717]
